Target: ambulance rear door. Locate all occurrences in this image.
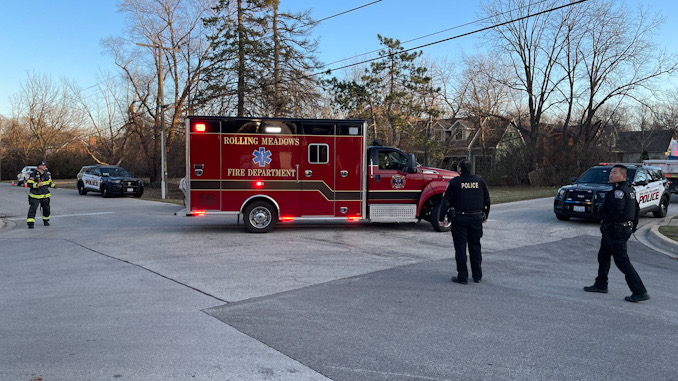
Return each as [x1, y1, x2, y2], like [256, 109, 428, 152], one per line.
[187, 118, 221, 212]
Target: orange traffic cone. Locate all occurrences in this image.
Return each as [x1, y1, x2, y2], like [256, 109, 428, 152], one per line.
[24, 181, 28, 188]
[11, 180, 14, 186]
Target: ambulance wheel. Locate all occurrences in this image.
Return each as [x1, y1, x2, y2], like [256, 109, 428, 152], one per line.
[430, 200, 451, 232]
[244, 201, 278, 233]
[77, 181, 88, 195]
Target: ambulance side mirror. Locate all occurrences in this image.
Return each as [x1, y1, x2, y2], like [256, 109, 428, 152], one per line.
[407, 154, 419, 173]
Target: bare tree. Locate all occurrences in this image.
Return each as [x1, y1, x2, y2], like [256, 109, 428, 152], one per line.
[68, 73, 139, 166]
[558, 0, 678, 147]
[481, 0, 570, 171]
[9, 72, 83, 162]
[103, 0, 220, 182]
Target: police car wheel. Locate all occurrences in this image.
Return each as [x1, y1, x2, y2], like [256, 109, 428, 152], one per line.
[555, 213, 570, 221]
[430, 200, 452, 232]
[101, 185, 111, 198]
[244, 201, 278, 233]
[77, 182, 88, 195]
[653, 197, 669, 218]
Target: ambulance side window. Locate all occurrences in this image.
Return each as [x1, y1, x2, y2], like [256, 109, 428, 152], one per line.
[309, 144, 329, 164]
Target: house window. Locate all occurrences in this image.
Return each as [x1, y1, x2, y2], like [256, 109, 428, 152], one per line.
[454, 128, 464, 141]
[309, 144, 329, 164]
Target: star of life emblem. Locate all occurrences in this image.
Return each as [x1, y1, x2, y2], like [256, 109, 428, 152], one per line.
[252, 147, 272, 167]
[391, 175, 406, 189]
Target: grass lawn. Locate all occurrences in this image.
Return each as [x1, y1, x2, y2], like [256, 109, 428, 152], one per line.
[489, 186, 558, 204]
[658, 225, 678, 243]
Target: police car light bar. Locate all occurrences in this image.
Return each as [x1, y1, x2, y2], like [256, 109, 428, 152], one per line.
[195, 123, 206, 132]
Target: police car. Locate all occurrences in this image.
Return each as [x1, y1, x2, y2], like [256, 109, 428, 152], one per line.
[554, 163, 670, 221]
[77, 165, 144, 198]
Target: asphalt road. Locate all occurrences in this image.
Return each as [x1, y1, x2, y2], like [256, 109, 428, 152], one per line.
[1, 183, 677, 380]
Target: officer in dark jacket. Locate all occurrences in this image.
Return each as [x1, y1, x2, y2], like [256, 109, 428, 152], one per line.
[584, 164, 649, 302]
[440, 158, 491, 284]
[26, 161, 56, 229]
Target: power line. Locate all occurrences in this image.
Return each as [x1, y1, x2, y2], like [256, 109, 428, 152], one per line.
[195, 0, 590, 102]
[309, 0, 384, 26]
[322, 0, 553, 67]
[74, 1, 385, 104]
[322, 0, 589, 75]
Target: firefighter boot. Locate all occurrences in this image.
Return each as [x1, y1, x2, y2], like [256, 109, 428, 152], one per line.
[44, 221, 50, 227]
[28, 223, 34, 229]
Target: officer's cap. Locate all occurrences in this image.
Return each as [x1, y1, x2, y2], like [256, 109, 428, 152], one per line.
[37, 161, 46, 166]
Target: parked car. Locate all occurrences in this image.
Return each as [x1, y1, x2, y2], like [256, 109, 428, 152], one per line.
[76, 165, 144, 198]
[554, 163, 670, 221]
[16, 166, 37, 186]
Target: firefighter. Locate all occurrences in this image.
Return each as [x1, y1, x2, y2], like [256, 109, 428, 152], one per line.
[584, 164, 650, 302]
[440, 158, 490, 284]
[26, 161, 57, 229]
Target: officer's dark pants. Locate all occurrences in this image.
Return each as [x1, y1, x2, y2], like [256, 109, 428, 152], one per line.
[27, 196, 50, 225]
[595, 224, 647, 295]
[451, 213, 484, 281]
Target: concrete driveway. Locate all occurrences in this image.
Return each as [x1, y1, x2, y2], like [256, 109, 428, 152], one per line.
[1, 184, 677, 380]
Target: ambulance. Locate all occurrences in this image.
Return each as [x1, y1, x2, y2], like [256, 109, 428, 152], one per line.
[184, 116, 458, 233]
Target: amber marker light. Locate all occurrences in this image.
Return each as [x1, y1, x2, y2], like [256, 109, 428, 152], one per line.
[195, 123, 206, 132]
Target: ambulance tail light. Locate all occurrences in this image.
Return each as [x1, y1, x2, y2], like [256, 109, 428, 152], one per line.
[254, 180, 264, 188]
[195, 123, 206, 132]
[281, 216, 294, 222]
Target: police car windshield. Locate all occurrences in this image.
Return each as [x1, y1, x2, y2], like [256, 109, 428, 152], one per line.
[575, 167, 636, 184]
[101, 168, 130, 177]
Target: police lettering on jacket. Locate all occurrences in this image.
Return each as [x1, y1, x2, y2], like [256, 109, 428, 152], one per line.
[442, 173, 491, 216]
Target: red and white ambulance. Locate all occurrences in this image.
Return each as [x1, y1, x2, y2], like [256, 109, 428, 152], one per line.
[184, 116, 458, 233]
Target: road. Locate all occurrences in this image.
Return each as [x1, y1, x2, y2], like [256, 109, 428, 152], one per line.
[1, 183, 677, 380]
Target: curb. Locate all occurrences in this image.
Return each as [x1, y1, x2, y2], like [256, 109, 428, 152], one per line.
[648, 221, 678, 258]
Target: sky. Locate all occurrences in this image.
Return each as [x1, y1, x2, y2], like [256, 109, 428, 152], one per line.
[1, 0, 677, 117]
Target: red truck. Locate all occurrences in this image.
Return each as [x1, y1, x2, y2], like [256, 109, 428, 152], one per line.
[184, 116, 458, 232]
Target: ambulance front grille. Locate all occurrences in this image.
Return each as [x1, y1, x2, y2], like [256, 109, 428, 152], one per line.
[369, 204, 418, 222]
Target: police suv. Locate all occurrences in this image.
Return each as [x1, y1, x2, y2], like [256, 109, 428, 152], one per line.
[554, 163, 670, 221]
[77, 165, 144, 198]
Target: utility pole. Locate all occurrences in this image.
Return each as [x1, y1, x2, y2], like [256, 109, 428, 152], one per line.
[136, 41, 179, 199]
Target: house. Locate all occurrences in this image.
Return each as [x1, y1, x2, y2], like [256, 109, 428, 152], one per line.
[430, 117, 525, 176]
[610, 130, 674, 163]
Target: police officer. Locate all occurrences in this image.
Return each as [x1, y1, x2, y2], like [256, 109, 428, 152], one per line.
[27, 161, 56, 229]
[440, 158, 490, 284]
[584, 164, 650, 302]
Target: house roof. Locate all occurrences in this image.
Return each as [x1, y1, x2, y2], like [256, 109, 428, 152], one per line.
[613, 130, 674, 153]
